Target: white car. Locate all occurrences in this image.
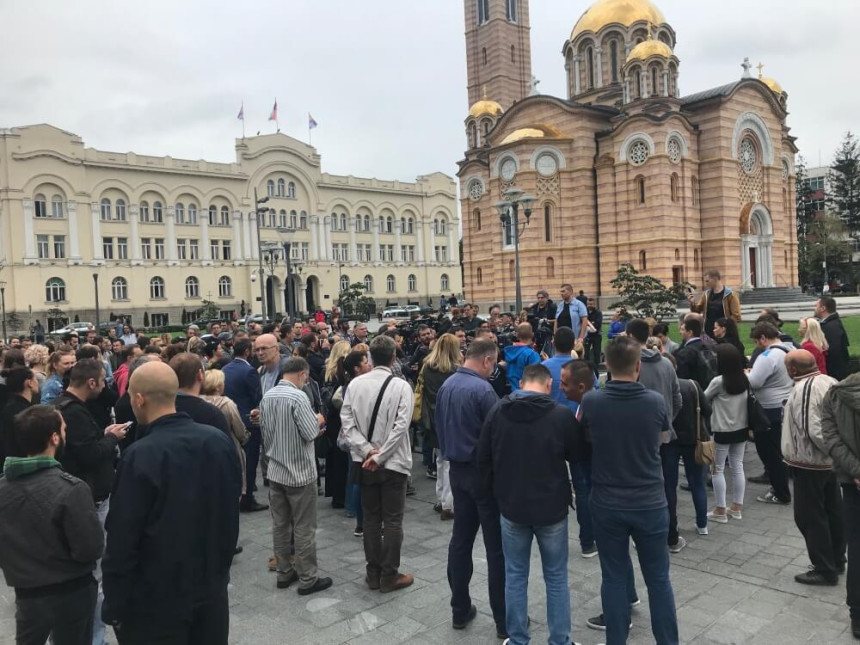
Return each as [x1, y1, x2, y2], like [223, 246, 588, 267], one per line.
[404, 305, 421, 315]
[381, 308, 409, 320]
[52, 322, 94, 336]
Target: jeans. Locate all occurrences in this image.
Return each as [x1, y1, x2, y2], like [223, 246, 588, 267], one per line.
[571, 460, 594, 550]
[842, 484, 860, 619]
[361, 468, 407, 583]
[713, 443, 746, 508]
[242, 426, 262, 503]
[661, 443, 707, 543]
[114, 592, 229, 645]
[500, 516, 570, 645]
[448, 462, 506, 627]
[92, 497, 110, 645]
[792, 468, 845, 578]
[269, 481, 319, 588]
[436, 455, 453, 511]
[15, 577, 97, 645]
[754, 407, 791, 501]
[591, 502, 678, 645]
[345, 461, 364, 525]
[422, 431, 434, 470]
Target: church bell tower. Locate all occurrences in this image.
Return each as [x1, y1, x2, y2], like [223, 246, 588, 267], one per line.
[464, 0, 532, 110]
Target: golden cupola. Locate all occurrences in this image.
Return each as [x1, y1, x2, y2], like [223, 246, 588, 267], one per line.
[465, 86, 504, 151]
[571, 0, 668, 40]
[468, 87, 504, 119]
[627, 38, 674, 62]
[756, 62, 785, 95]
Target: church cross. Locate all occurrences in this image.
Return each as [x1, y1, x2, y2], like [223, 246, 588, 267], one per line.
[741, 57, 752, 78]
[756, 62, 765, 79]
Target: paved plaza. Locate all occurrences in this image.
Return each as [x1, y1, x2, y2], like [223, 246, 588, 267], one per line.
[0, 445, 855, 645]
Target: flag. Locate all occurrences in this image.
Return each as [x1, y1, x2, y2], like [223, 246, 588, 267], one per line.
[308, 113, 318, 130]
[268, 101, 278, 121]
[237, 103, 244, 120]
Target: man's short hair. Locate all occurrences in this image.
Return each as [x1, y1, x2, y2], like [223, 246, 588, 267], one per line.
[465, 338, 497, 361]
[112, 338, 125, 346]
[750, 322, 780, 340]
[143, 345, 163, 355]
[562, 359, 594, 385]
[120, 344, 138, 362]
[521, 363, 552, 385]
[561, 283, 573, 291]
[604, 336, 641, 374]
[682, 317, 703, 338]
[652, 322, 669, 337]
[474, 328, 494, 340]
[279, 322, 293, 339]
[625, 318, 650, 344]
[300, 332, 318, 348]
[416, 324, 429, 333]
[233, 338, 252, 359]
[553, 326, 575, 353]
[369, 335, 396, 367]
[819, 295, 837, 314]
[68, 358, 104, 388]
[75, 345, 101, 361]
[280, 356, 309, 376]
[14, 406, 63, 456]
[129, 354, 160, 377]
[704, 269, 722, 280]
[536, 290, 549, 298]
[169, 352, 203, 389]
[516, 323, 533, 342]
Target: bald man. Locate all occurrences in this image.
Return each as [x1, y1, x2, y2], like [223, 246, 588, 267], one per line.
[783, 349, 844, 586]
[102, 361, 241, 644]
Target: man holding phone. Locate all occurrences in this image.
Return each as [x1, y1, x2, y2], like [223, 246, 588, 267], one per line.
[688, 269, 741, 339]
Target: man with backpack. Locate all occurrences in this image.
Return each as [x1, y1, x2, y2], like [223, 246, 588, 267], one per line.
[674, 317, 717, 390]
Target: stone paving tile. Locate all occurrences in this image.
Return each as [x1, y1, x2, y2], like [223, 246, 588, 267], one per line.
[0, 444, 855, 644]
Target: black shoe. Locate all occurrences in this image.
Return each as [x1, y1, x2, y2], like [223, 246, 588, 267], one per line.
[240, 499, 269, 513]
[838, 562, 847, 574]
[794, 569, 838, 586]
[747, 472, 770, 485]
[851, 618, 860, 639]
[276, 570, 298, 589]
[452, 604, 477, 630]
[297, 576, 333, 595]
[679, 482, 691, 492]
[263, 478, 270, 487]
[406, 485, 416, 496]
[586, 613, 633, 631]
[496, 626, 509, 639]
[233, 545, 244, 555]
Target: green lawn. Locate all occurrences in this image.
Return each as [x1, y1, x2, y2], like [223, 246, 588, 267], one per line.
[668, 315, 860, 356]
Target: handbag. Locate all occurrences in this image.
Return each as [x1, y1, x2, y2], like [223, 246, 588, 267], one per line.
[412, 367, 425, 425]
[692, 383, 716, 466]
[746, 386, 771, 434]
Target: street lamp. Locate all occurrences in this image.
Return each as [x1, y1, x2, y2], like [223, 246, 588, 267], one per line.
[92, 273, 100, 333]
[275, 227, 297, 322]
[261, 241, 282, 321]
[253, 190, 270, 321]
[495, 187, 536, 314]
[0, 281, 6, 343]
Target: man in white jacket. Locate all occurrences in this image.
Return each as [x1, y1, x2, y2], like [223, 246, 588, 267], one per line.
[782, 349, 845, 586]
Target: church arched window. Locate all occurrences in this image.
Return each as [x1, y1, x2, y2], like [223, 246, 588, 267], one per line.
[633, 68, 642, 98]
[691, 175, 700, 206]
[509, 260, 515, 280]
[482, 47, 488, 66]
[586, 46, 595, 89]
[474, 208, 482, 231]
[544, 203, 552, 242]
[635, 176, 646, 205]
[477, 267, 483, 285]
[670, 173, 680, 202]
[651, 67, 658, 96]
[468, 123, 477, 148]
[546, 257, 555, 278]
[639, 250, 647, 270]
[610, 41, 619, 83]
[511, 45, 516, 63]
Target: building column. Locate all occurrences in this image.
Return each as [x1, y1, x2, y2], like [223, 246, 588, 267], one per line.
[416, 218, 425, 264]
[595, 47, 604, 87]
[372, 217, 381, 264]
[242, 210, 252, 260]
[662, 69, 670, 97]
[232, 210, 244, 262]
[129, 205, 141, 265]
[166, 206, 178, 264]
[741, 237, 751, 289]
[201, 212, 211, 264]
[321, 216, 331, 261]
[394, 219, 403, 264]
[310, 216, 320, 260]
[349, 217, 358, 264]
[448, 221, 457, 265]
[249, 211, 259, 260]
[573, 55, 582, 95]
[22, 200, 37, 263]
[673, 73, 680, 97]
[89, 202, 103, 264]
[67, 200, 81, 263]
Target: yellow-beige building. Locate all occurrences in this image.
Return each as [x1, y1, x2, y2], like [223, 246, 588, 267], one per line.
[0, 124, 461, 330]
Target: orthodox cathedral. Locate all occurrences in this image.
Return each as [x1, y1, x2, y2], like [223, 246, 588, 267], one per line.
[458, 0, 799, 308]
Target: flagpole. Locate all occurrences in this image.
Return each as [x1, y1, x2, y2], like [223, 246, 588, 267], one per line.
[241, 103, 245, 139]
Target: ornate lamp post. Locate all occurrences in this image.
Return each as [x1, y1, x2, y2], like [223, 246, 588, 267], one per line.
[495, 187, 536, 314]
[92, 273, 100, 333]
[253, 190, 270, 320]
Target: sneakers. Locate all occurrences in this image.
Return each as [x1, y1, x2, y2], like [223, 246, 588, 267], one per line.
[380, 572, 414, 593]
[440, 509, 455, 521]
[756, 490, 790, 505]
[353, 525, 363, 538]
[297, 576, 333, 596]
[406, 485, 416, 496]
[728, 507, 743, 519]
[696, 525, 709, 536]
[426, 468, 437, 480]
[669, 536, 687, 553]
[581, 545, 599, 558]
[707, 509, 729, 524]
[795, 569, 838, 586]
[276, 570, 298, 589]
[586, 613, 632, 631]
[452, 604, 477, 630]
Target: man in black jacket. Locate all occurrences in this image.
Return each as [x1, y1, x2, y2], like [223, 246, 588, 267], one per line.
[168, 352, 230, 438]
[0, 366, 38, 467]
[102, 360, 241, 645]
[478, 364, 582, 645]
[0, 406, 104, 645]
[816, 296, 851, 380]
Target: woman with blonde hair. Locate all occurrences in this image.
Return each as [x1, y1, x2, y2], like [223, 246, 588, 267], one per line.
[200, 368, 250, 496]
[799, 317, 829, 375]
[419, 333, 463, 519]
[325, 340, 352, 384]
[24, 344, 49, 388]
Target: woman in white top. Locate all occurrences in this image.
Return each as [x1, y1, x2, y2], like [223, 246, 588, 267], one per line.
[704, 344, 749, 522]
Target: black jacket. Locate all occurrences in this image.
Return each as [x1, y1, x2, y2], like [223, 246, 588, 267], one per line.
[672, 379, 712, 446]
[0, 463, 103, 590]
[478, 392, 582, 526]
[307, 350, 326, 388]
[586, 307, 603, 335]
[172, 394, 230, 438]
[101, 412, 241, 625]
[56, 391, 119, 502]
[821, 314, 851, 380]
[0, 395, 32, 467]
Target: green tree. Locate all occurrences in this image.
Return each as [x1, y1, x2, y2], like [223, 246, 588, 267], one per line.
[807, 213, 853, 285]
[143, 311, 150, 328]
[609, 263, 693, 322]
[338, 282, 375, 320]
[796, 156, 817, 286]
[5, 312, 22, 334]
[200, 299, 219, 321]
[829, 131, 860, 238]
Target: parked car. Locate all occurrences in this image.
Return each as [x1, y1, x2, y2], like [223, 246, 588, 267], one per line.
[381, 308, 409, 321]
[404, 305, 421, 315]
[51, 322, 94, 337]
[237, 314, 270, 326]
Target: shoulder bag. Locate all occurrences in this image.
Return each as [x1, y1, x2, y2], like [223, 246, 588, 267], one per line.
[412, 367, 425, 425]
[693, 382, 716, 466]
[746, 385, 772, 436]
[341, 374, 395, 455]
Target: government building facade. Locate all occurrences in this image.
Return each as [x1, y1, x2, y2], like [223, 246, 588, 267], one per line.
[0, 124, 460, 329]
[459, 0, 799, 309]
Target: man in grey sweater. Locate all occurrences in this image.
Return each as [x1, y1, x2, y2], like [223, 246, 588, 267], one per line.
[626, 319, 682, 421]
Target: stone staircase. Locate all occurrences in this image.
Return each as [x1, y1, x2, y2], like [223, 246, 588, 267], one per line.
[738, 287, 815, 306]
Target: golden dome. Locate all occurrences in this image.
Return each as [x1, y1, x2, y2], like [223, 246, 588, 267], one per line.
[500, 124, 564, 145]
[469, 86, 504, 119]
[626, 38, 673, 62]
[571, 0, 667, 39]
[756, 63, 783, 95]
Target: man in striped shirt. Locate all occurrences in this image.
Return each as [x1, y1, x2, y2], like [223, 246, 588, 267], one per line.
[260, 357, 332, 595]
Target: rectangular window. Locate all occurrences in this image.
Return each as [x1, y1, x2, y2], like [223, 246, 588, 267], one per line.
[177, 239, 187, 260]
[103, 237, 114, 260]
[35, 200, 47, 218]
[301, 243, 309, 260]
[477, 0, 489, 24]
[117, 237, 128, 260]
[154, 238, 165, 259]
[37, 234, 49, 259]
[210, 240, 220, 260]
[506, 0, 517, 22]
[141, 238, 152, 260]
[408, 245, 415, 262]
[53, 235, 66, 259]
[401, 246, 407, 262]
[190, 239, 199, 260]
[342, 244, 349, 262]
[223, 241, 231, 260]
[151, 313, 169, 327]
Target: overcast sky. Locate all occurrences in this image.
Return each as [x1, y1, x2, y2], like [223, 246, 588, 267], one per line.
[2, 0, 856, 182]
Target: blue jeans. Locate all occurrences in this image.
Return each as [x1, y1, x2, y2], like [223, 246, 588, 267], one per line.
[591, 503, 678, 645]
[242, 426, 261, 503]
[422, 432, 434, 470]
[500, 516, 570, 645]
[571, 460, 594, 550]
[661, 443, 707, 544]
[345, 461, 363, 525]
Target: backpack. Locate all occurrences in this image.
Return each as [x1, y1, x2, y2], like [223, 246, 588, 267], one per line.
[696, 346, 718, 390]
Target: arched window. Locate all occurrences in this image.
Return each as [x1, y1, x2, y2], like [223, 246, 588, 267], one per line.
[506, 0, 517, 21]
[483, 120, 491, 137]
[694, 249, 700, 269]
[586, 46, 595, 88]
[439, 219, 447, 235]
[207, 206, 216, 226]
[468, 123, 477, 148]
[185, 276, 200, 298]
[477, 0, 489, 24]
[277, 178, 285, 197]
[441, 274, 450, 291]
[115, 199, 127, 221]
[111, 277, 128, 300]
[340, 274, 350, 292]
[34, 194, 47, 218]
[408, 274, 417, 291]
[288, 182, 296, 198]
[330, 214, 338, 231]
[670, 173, 679, 202]
[150, 277, 165, 299]
[46, 278, 66, 302]
[139, 201, 150, 222]
[268, 209, 277, 228]
[175, 203, 185, 224]
[544, 204, 552, 242]
[511, 45, 516, 62]
[300, 211, 307, 229]
[378, 216, 385, 232]
[635, 177, 646, 205]
[783, 188, 789, 214]
[400, 217, 406, 233]
[509, 260, 515, 281]
[482, 47, 488, 66]
[634, 68, 642, 98]
[279, 210, 287, 228]
[651, 67, 658, 96]
[220, 206, 230, 226]
[51, 195, 64, 218]
[477, 267, 483, 285]
[691, 175, 700, 206]
[610, 41, 619, 82]
[218, 276, 232, 298]
[386, 275, 396, 292]
[340, 213, 347, 230]
[267, 180, 275, 197]
[674, 248, 680, 261]
[474, 208, 482, 231]
[407, 218, 414, 234]
[386, 216, 393, 234]
[364, 275, 374, 293]
[188, 204, 198, 224]
[153, 201, 164, 223]
[547, 257, 555, 278]
[639, 250, 647, 270]
[363, 215, 370, 232]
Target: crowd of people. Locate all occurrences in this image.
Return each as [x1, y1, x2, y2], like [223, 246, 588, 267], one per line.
[0, 271, 858, 645]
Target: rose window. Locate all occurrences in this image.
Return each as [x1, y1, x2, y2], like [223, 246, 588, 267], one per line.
[629, 140, 650, 166]
[667, 138, 682, 164]
[469, 180, 483, 201]
[740, 137, 758, 174]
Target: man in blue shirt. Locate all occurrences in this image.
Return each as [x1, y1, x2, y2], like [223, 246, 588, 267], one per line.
[542, 327, 578, 413]
[554, 283, 589, 344]
[581, 336, 678, 644]
[435, 339, 505, 639]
